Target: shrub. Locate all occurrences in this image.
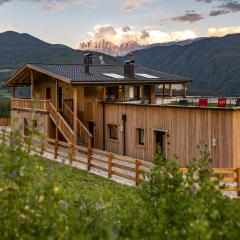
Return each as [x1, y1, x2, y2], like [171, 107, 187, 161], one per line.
[0, 128, 240, 239]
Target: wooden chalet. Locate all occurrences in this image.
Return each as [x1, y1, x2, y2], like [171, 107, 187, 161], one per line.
[3, 54, 240, 168]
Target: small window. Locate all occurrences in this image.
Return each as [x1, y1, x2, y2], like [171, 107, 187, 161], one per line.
[137, 128, 145, 145]
[46, 87, 52, 99]
[109, 125, 118, 140]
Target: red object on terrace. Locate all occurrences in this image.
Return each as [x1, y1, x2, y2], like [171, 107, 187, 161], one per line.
[218, 98, 227, 107]
[198, 98, 208, 107]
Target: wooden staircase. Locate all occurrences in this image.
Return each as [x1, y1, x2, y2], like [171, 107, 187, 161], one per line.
[48, 101, 92, 147]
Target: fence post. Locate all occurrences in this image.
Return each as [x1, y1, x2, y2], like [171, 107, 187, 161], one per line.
[54, 140, 58, 159]
[136, 160, 140, 186]
[87, 147, 92, 171]
[237, 168, 240, 197]
[108, 152, 112, 179]
[69, 144, 75, 165]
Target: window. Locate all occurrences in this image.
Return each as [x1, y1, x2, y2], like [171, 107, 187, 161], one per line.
[46, 87, 52, 99]
[109, 125, 118, 140]
[24, 118, 37, 136]
[137, 128, 145, 145]
[134, 86, 140, 99]
[106, 87, 119, 101]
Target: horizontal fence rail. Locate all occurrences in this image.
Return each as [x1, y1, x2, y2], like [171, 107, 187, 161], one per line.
[0, 130, 239, 195]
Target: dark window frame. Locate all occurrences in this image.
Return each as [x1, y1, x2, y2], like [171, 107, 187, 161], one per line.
[134, 86, 140, 99]
[109, 124, 118, 140]
[137, 128, 145, 145]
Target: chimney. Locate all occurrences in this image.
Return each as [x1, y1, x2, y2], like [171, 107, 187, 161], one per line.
[124, 60, 135, 79]
[84, 53, 93, 74]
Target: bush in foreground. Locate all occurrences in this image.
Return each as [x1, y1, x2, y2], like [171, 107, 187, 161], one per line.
[0, 132, 240, 239]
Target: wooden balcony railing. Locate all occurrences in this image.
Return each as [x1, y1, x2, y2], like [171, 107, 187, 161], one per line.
[11, 98, 49, 112]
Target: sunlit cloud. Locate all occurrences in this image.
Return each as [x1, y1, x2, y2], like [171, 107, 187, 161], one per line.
[123, 0, 152, 11]
[85, 24, 197, 45]
[208, 26, 240, 36]
[0, 0, 92, 11]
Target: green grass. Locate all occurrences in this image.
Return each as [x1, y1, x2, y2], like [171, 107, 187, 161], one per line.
[27, 155, 137, 207]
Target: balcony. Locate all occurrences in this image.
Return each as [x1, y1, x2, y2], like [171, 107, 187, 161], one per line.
[11, 98, 49, 112]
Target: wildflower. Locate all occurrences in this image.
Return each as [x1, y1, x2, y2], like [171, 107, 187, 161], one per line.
[59, 200, 69, 209]
[8, 171, 18, 178]
[54, 186, 60, 193]
[61, 158, 66, 164]
[196, 144, 200, 150]
[38, 195, 45, 203]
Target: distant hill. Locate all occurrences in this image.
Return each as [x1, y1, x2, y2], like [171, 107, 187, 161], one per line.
[120, 34, 240, 95]
[0, 31, 118, 84]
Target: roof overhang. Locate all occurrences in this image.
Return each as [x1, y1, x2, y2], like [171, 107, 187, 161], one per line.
[3, 64, 71, 87]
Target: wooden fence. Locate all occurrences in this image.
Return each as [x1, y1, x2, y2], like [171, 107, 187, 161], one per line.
[0, 118, 10, 126]
[0, 130, 239, 195]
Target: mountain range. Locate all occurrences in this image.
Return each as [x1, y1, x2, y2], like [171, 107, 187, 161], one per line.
[0, 31, 117, 84]
[120, 33, 240, 95]
[79, 39, 146, 57]
[78, 38, 206, 57]
[0, 31, 240, 95]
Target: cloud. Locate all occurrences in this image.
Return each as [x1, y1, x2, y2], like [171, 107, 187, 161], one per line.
[85, 24, 197, 45]
[123, 0, 152, 11]
[171, 11, 204, 23]
[208, 26, 240, 36]
[209, 1, 240, 16]
[0, 0, 92, 11]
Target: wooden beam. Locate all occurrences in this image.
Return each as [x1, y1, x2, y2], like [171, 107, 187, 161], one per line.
[55, 78, 59, 111]
[73, 86, 78, 144]
[150, 85, 155, 104]
[55, 78, 59, 140]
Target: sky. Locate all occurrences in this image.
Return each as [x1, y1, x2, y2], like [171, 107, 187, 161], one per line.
[0, 0, 239, 48]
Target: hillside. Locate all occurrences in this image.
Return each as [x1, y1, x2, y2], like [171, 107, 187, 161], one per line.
[0, 31, 118, 84]
[121, 34, 240, 95]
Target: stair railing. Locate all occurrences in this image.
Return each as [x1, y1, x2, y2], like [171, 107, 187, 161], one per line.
[62, 101, 93, 148]
[62, 101, 74, 127]
[48, 101, 75, 143]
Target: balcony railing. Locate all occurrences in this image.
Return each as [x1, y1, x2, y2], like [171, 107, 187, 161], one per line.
[11, 98, 49, 112]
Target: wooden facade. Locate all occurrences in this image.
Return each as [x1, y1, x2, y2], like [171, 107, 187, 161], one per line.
[5, 63, 240, 168]
[103, 103, 240, 168]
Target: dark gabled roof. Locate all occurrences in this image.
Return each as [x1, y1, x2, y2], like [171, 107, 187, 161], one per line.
[4, 63, 190, 87]
[28, 63, 190, 84]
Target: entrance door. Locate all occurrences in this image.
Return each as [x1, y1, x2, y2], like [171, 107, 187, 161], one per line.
[58, 87, 63, 110]
[88, 121, 95, 147]
[155, 131, 166, 156]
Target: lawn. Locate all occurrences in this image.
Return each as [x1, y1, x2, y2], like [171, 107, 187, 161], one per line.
[28, 155, 137, 206]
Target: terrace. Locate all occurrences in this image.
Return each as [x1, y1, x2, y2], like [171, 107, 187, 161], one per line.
[104, 96, 240, 110]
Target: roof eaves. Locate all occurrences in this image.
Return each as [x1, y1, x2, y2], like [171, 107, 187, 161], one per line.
[27, 64, 72, 84]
